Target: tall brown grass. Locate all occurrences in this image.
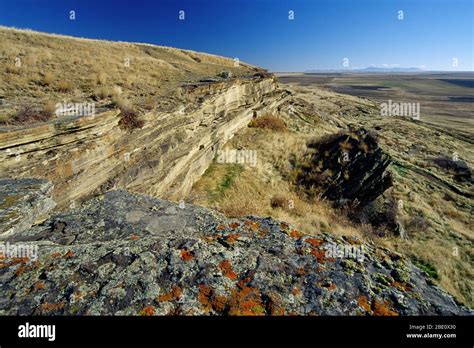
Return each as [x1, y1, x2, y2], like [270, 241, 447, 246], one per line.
[249, 114, 287, 131]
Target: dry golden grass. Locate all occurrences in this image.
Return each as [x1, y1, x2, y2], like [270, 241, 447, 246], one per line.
[57, 80, 72, 93]
[190, 126, 363, 238]
[381, 235, 473, 307]
[0, 26, 259, 123]
[95, 71, 107, 85]
[42, 72, 53, 86]
[192, 162, 362, 238]
[248, 114, 287, 132]
[42, 100, 57, 118]
[143, 96, 157, 110]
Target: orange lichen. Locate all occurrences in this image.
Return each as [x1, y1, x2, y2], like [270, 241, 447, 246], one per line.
[291, 287, 302, 296]
[391, 281, 411, 292]
[310, 248, 327, 263]
[72, 291, 85, 302]
[227, 286, 265, 316]
[244, 220, 260, 231]
[139, 305, 156, 316]
[225, 233, 240, 244]
[130, 234, 140, 241]
[219, 260, 238, 280]
[201, 235, 216, 243]
[305, 238, 324, 247]
[229, 222, 240, 229]
[269, 304, 285, 315]
[38, 302, 65, 314]
[8, 260, 33, 274]
[0, 257, 30, 270]
[158, 286, 183, 302]
[10, 257, 30, 265]
[15, 264, 32, 276]
[296, 267, 306, 276]
[63, 250, 74, 259]
[51, 252, 62, 259]
[198, 283, 266, 316]
[358, 296, 371, 312]
[33, 282, 45, 291]
[236, 276, 253, 289]
[197, 284, 227, 313]
[290, 229, 303, 239]
[210, 294, 228, 313]
[198, 284, 213, 312]
[217, 224, 225, 231]
[180, 249, 193, 261]
[372, 299, 399, 316]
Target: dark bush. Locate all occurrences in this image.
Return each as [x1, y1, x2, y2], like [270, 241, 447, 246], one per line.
[1, 104, 53, 125]
[118, 108, 144, 130]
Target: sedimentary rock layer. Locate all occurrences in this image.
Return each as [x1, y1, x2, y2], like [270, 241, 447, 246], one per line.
[0, 77, 277, 209]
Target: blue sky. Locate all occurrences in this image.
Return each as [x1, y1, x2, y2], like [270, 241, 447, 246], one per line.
[0, 0, 472, 71]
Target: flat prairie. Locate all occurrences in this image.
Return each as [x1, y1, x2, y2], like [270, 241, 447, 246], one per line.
[277, 72, 474, 136]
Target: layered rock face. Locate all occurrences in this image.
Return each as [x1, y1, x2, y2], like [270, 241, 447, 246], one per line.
[0, 186, 470, 315]
[0, 76, 276, 209]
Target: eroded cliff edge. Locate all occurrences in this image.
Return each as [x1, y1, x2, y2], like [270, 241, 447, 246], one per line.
[0, 76, 277, 210]
[0, 179, 470, 315]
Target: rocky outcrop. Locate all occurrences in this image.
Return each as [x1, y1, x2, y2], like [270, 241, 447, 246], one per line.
[434, 156, 472, 184]
[0, 178, 55, 238]
[296, 128, 393, 206]
[0, 187, 470, 315]
[0, 77, 277, 209]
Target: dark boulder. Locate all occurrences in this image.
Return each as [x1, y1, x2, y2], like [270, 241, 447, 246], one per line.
[296, 128, 392, 206]
[434, 156, 472, 183]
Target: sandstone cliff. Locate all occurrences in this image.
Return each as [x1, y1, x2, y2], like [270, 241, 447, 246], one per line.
[0, 76, 277, 210]
[0, 27, 279, 210]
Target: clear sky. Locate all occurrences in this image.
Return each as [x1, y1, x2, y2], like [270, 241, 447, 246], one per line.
[0, 0, 472, 71]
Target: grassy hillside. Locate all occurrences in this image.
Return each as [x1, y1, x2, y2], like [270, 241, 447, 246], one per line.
[0, 26, 259, 124]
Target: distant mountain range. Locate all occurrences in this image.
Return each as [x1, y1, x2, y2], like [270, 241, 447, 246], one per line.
[358, 66, 424, 72]
[305, 67, 425, 73]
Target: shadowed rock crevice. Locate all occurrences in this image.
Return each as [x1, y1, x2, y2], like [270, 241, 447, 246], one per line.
[295, 128, 393, 206]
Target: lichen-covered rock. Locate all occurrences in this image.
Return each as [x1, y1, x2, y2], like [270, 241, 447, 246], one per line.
[0, 178, 56, 238]
[0, 189, 470, 316]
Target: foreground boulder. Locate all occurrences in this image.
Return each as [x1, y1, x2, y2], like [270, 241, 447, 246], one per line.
[0, 189, 470, 315]
[296, 129, 392, 206]
[434, 156, 472, 184]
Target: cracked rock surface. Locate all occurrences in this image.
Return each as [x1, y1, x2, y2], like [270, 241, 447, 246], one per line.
[0, 178, 56, 238]
[0, 189, 471, 315]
